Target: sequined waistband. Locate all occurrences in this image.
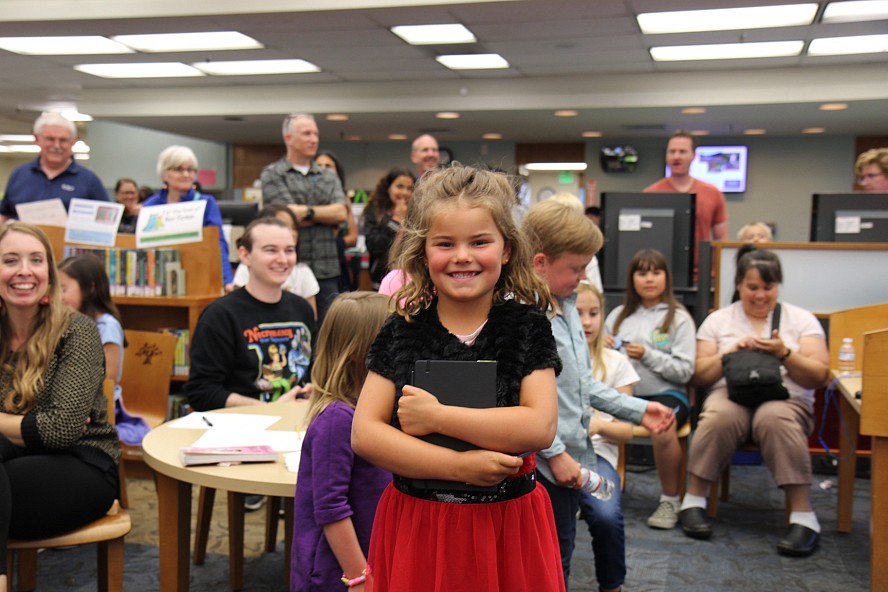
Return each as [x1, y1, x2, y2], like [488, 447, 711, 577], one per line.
[393, 472, 536, 504]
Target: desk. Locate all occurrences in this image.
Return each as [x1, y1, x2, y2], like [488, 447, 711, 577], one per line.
[833, 372, 861, 534]
[834, 371, 886, 592]
[143, 401, 307, 592]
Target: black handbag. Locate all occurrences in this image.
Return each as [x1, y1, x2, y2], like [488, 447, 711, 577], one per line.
[722, 303, 790, 407]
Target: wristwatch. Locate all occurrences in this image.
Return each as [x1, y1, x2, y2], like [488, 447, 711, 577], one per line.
[304, 207, 315, 221]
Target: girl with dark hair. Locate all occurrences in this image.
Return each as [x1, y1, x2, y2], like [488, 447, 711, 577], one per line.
[605, 248, 696, 531]
[59, 253, 125, 395]
[115, 178, 141, 234]
[360, 168, 415, 289]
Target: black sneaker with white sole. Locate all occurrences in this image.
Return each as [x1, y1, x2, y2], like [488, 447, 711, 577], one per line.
[244, 495, 266, 512]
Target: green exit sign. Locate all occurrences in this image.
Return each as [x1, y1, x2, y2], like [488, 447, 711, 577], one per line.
[558, 172, 575, 184]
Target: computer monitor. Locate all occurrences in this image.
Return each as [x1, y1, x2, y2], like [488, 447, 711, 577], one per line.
[810, 193, 888, 242]
[600, 192, 696, 289]
[217, 201, 259, 227]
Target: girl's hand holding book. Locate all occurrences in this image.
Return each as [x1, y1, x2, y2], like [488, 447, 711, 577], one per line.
[397, 385, 442, 436]
[457, 449, 523, 486]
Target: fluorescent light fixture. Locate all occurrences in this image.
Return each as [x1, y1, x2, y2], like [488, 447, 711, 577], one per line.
[62, 110, 92, 122]
[0, 36, 133, 55]
[554, 110, 578, 117]
[482, 133, 503, 140]
[191, 59, 319, 76]
[802, 127, 826, 134]
[326, 114, 349, 121]
[581, 131, 603, 138]
[0, 134, 35, 142]
[524, 162, 588, 171]
[72, 141, 90, 153]
[436, 53, 509, 70]
[388, 134, 408, 141]
[74, 62, 205, 78]
[345, 135, 362, 141]
[391, 24, 476, 45]
[650, 41, 804, 61]
[681, 107, 707, 114]
[436, 111, 460, 119]
[637, 4, 817, 34]
[819, 103, 849, 111]
[822, 1, 888, 23]
[808, 34, 888, 55]
[112, 31, 262, 53]
[690, 130, 710, 136]
[7, 145, 41, 153]
[74, 153, 90, 161]
[744, 129, 767, 135]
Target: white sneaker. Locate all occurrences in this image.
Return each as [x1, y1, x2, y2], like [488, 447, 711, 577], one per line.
[647, 500, 679, 529]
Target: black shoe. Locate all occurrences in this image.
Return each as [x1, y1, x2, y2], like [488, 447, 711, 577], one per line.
[244, 495, 266, 512]
[678, 507, 712, 540]
[776, 524, 820, 557]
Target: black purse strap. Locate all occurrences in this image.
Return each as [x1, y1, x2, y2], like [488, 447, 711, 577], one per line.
[770, 302, 781, 337]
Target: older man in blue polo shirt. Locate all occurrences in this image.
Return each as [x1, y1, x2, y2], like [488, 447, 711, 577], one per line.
[0, 112, 109, 223]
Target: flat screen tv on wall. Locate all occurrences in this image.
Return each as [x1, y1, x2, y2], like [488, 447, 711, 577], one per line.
[665, 145, 748, 193]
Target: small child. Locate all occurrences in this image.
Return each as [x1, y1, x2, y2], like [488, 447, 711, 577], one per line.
[575, 282, 638, 592]
[233, 203, 320, 319]
[737, 221, 772, 243]
[291, 291, 392, 592]
[606, 248, 696, 530]
[58, 254, 125, 395]
[522, 200, 675, 590]
[352, 164, 565, 591]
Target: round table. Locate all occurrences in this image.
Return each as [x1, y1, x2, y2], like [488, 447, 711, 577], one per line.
[143, 400, 308, 591]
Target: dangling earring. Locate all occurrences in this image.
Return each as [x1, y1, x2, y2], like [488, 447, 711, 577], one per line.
[39, 295, 49, 305]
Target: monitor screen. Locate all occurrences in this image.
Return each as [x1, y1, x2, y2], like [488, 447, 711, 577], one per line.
[666, 145, 748, 193]
[217, 201, 259, 227]
[810, 193, 888, 242]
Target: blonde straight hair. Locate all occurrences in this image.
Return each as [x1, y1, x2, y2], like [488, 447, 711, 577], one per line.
[0, 222, 73, 412]
[303, 292, 390, 428]
[576, 282, 608, 383]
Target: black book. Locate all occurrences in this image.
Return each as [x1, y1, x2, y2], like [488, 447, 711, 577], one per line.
[409, 359, 498, 491]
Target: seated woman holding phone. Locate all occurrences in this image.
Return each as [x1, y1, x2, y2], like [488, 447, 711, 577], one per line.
[678, 248, 829, 558]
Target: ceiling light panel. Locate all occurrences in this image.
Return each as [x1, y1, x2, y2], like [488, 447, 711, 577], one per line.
[808, 34, 888, 55]
[391, 24, 476, 45]
[822, 1, 888, 23]
[74, 62, 205, 78]
[650, 41, 804, 61]
[0, 36, 133, 55]
[436, 53, 509, 70]
[524, 162, 588, 171]
[111, 31, 263, 53]
[192, 59, 319, 75]
[637, 4, 817, 34]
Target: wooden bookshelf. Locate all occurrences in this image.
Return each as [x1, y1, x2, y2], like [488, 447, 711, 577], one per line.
[42, 225, 224, 381]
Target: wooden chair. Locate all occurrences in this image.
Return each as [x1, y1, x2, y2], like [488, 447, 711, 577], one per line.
[118, 330, 177, 470]
[7, 380, 132, 592]
[617, 421, 692, 495]
[707, 440, 791, 523]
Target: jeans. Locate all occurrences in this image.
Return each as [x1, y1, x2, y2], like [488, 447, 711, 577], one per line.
[538, 472, 579, 590]
[577, 456, 626, 590]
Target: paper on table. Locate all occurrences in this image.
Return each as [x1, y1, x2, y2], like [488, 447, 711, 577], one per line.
[191, 428, 305, 452]
[169, 412, 279, 432]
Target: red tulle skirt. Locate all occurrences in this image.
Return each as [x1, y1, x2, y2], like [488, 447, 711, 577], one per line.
[366, 481, 565, 592]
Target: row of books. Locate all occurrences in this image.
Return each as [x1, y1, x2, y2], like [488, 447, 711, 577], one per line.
[62, 246, 186, 297]
[160, 328, 191, 376]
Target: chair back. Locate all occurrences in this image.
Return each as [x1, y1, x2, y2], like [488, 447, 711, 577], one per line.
[120, 330, 177, 428]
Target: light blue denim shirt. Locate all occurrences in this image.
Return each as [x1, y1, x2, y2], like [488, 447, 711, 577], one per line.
[537, 293, 647, 483]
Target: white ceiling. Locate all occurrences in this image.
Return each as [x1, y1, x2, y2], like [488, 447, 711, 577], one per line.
[0, 0, 886, 144]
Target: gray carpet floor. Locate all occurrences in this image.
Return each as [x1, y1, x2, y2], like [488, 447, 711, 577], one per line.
[13, 461, 871, 591]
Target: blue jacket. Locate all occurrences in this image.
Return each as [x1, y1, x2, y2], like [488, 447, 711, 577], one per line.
[143, 187, 233, 285]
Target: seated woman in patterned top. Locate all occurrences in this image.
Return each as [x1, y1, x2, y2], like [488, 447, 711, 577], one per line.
[0, 222, 120, 592]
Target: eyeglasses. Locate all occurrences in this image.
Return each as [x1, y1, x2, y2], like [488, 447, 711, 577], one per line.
[857, 172, 886, 183]
[169, 166, 197, 175]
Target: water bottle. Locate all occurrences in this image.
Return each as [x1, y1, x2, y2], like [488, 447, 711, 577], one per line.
[579, 467, 614, 501]
[838, 337, 856, 374]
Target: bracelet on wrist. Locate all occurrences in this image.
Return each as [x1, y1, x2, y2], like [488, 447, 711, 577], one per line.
[779, 348, 792, 363]
[341, 567, 368, 587]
